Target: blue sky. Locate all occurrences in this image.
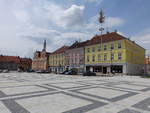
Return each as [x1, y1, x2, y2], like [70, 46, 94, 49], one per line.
[0, 0, 150, 57]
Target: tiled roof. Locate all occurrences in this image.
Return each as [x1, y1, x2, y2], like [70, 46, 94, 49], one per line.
[86, 32, 125, 46]
[0, 55, 20, 64]
[68, 40, 89, 49]
[20, 58, 32, 63]
[53, 46, 69, 54]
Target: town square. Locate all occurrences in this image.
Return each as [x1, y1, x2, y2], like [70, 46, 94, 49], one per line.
[0, 73, 150, 113]
[0, 0, 150, 113]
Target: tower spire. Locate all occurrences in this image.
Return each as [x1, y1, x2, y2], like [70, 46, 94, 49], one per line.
[42, 40, 46, 52]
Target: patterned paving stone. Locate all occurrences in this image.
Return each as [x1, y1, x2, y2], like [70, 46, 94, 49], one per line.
[13, 92, 106, 113]
[0, 86, 47, 95]
[118, 109, 141, 113]
[0, 73, 150, 113]
[71, 86, 137, 102]
[46, 82, 90, 90]
[108, 83, 150, 92]
[133, 97, 150, 112]
[0, 102, 11, 113]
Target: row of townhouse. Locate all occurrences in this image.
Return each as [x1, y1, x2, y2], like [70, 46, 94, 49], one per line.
[32, 32, 146, 75]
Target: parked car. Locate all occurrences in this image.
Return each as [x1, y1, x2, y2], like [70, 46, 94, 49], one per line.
[65, 70, 77, 75]
[36, 70, 50, 74]
[83, 71, 96, 76]
[27, 69, 35, 73]
[60, 70, 68, 74]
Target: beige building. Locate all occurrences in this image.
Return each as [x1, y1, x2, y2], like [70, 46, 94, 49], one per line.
[49, 46, 69, 73]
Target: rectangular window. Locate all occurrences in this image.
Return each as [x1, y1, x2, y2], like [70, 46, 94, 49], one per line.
[111, 43, 114, 50]
[111, 53, 114, 60]
[87, 48, 90, 53]
[87, 56, 90, 62]
[118, 42, 122, 49]
[92, 47, 95, 52]
[118, 52, 122, 60]
[104, 44, 107, 51]
[98, 44, 101, 51]
[104, 53, 107, 61]
[92, 55, 95, 62]
[98, 54, 101, 61]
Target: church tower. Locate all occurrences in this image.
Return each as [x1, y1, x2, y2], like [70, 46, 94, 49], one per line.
[42, 40, 46, 52]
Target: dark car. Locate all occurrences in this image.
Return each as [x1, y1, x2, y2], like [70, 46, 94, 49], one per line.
[27, 69, 35, 73]
[65, 70, 77, 75]
[60, 70, 68, 74]
[36, 70, 50, 74]
[83, 71, 96, 76]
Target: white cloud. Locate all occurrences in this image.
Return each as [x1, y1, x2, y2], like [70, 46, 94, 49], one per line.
[46, 4, 85, 29]
[106, 17, 124, 27]
[84, 0, 103, 4]
[132, 29, 150, 54]
[13, 10, 30, 23]
[0, 0, 125, 57]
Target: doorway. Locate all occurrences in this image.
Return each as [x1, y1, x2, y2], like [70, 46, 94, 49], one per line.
[103, 67, 107, 74]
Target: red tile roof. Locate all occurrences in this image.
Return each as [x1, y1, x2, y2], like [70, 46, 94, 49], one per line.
[86, 32, 125, 46]
[20, 58, 32, 63]
[0, 55, 20, 64]
[53, 46, 69, 54]
[68, 40, 89, 49]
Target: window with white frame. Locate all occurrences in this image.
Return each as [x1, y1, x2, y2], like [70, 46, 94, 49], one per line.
[111, 43, 114, 50]
[92, 55, 95, 62]
[118, 42, 122, 49]
[98, 54, 101, 61]
[104, 53, 107, 61]
[118, 52, 122, 60]
[92, 47, 95, 52]
[87, 48, 90, 53]
[111, 53, 114, 60]
[104, 44, 107, 51]
[87, 55, 90, 62]
[98, 44, 101, 51]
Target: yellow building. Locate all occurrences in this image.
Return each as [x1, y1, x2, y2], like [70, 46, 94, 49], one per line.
[49, 46, 69, 73]
[85, 32, 145, 75]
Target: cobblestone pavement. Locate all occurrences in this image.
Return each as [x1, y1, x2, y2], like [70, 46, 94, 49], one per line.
[0, 72, 150, 113]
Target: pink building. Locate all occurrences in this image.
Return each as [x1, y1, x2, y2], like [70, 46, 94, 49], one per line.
[65, 41, 88, 73]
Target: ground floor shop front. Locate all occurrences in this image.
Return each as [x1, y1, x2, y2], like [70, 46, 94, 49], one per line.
[86, 65, 123, 74]
[68, 64, 84, 73]
[85, 63, 145, 75]
[49, 66, 66, 73]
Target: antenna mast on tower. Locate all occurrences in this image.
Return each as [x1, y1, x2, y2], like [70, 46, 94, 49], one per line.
[99, 9, 105, 35]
